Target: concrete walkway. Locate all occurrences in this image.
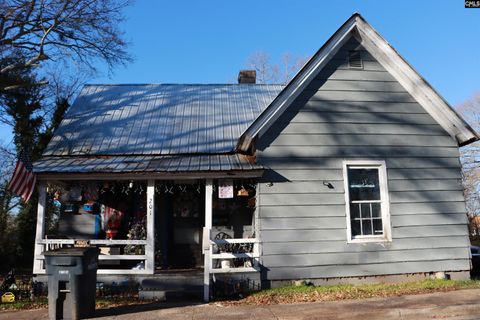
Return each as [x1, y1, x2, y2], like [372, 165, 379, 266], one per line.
[1, 289, 480, 320]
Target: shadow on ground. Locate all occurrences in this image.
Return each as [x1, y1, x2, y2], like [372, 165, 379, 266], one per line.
[93, 300, 203, 318]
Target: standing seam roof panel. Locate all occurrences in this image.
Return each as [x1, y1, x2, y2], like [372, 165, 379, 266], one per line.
[43, 84, 283, 157]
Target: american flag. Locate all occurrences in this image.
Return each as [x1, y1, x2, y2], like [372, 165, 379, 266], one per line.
[7, 150, 37, 202]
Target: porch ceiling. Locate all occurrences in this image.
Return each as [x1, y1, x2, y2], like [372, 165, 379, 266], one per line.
[33, 154, 262, 174]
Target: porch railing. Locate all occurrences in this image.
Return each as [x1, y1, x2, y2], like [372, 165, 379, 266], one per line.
[34, 239, 149, 275]
[209, 238, 260, 273]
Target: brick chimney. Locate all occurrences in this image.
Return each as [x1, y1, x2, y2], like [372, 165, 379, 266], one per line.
[238, 70, 256, 84]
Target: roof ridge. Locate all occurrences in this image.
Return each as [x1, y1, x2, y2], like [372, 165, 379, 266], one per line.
[84, 83, 286, 87]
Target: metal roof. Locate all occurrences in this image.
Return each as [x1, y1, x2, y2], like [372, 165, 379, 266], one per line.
[34, 154, 262, 174]
[43, 84, 283, 156]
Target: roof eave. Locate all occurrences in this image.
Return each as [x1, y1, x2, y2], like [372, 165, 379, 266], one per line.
[35, 169, 265, 181]
[458, 135, 480, 147]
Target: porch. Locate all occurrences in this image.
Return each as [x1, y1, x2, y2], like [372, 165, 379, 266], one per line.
[32, 176, 262, 301]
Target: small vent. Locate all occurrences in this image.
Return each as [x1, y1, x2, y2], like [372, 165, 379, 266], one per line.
[348, 51, 363, 69]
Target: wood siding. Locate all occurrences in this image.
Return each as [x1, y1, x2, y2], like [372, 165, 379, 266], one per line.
[256, 37, 470, 281]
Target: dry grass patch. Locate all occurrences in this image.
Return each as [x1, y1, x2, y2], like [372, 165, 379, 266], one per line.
[220, 279, 480, 305]
[0, 297, 153, 311]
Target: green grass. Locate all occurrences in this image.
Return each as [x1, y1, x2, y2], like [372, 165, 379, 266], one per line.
[0, 297, 47, 311]
[228, 279, 480, 305]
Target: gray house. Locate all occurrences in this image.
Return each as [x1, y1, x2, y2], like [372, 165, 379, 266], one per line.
[32, 14, 478, 300]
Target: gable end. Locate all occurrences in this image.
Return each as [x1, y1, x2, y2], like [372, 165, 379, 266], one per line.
[237, 14, 479, 153]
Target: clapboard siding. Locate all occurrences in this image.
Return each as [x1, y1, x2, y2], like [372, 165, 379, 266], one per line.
[259, 191, 464, 207]
[389, 190, 465, 203]
[259, 181, 346, 194]
[317, 68, 397, 82]
[261, 217, 346, 230]
[260, 193, 345, 206]
[256, 37, 470, 280]
[259, 205, 349, 218]
[297, 90, 417, 103]
[282, 111, 437, 124]
[268, 134, 456, 147]
[260, 157, 461, 170]
[296, 101, 427, 113]
[388, 179, 463, 192]
[391, 202, 467, 215]
[262, 146, 459, 158]
[387, 168, 462, 180]
[392, 213, 467, 227]
[258, 179, 463, 194]
[262, 167, 461, 182]
[266, 260, 471, 280]
[260, 212, 466, 230]
[260, 225, 469, 243]
[271, 123, 447, 135]
[392, 225, 468, 238]
[259, 203, 466, 219]
[262, 247, 469, 267]
[262, 229, 347, 242]
[262, 236, 469, 255]
[308, 80, 408, 93]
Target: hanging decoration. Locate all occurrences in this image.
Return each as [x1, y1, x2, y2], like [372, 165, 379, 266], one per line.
[237, 185, 249, 197]
[173, 187, 200, 218]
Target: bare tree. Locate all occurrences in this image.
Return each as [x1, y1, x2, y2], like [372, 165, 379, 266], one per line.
[0, 0, 133, 269]
[246, 51, 278, 84]
[278, 53, 309, 85]
[457, 93, 480, 238]
[246, 51, 308, 85]
[0, 0, 132, 91]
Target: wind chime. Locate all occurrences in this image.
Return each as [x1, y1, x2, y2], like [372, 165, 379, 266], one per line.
[99, 181, 146, 195]
[153, 181, 204, 194]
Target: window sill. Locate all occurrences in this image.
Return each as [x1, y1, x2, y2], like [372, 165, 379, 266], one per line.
[347, 237, 391, 244]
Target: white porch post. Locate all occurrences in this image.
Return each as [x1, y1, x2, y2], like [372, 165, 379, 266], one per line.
[33, 182, 47, 274]
[203, 179, 213, 302]
[146, 180, 155, 274]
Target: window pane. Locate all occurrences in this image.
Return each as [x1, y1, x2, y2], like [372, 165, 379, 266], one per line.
[371, 203, 381, 218]
[351, 219, 361, 237]
[350, 203, 360, 219]
[362, 219, 373, 236]
[360, 203, 372, 219]
[373, 218, 383, 235]
[348, 168, 380, 201]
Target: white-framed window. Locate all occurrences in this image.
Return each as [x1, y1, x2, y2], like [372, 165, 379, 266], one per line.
[343, 160, 391, 243]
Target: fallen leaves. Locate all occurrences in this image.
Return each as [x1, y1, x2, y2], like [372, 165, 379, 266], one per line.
[216, 279, 480, 306]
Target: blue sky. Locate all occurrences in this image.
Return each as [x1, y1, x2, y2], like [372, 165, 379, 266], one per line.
[93, 0, 479, 105]
[1, 0, 479, 143]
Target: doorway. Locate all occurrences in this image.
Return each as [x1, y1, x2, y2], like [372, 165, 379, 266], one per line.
[155, 182, 205, 270]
